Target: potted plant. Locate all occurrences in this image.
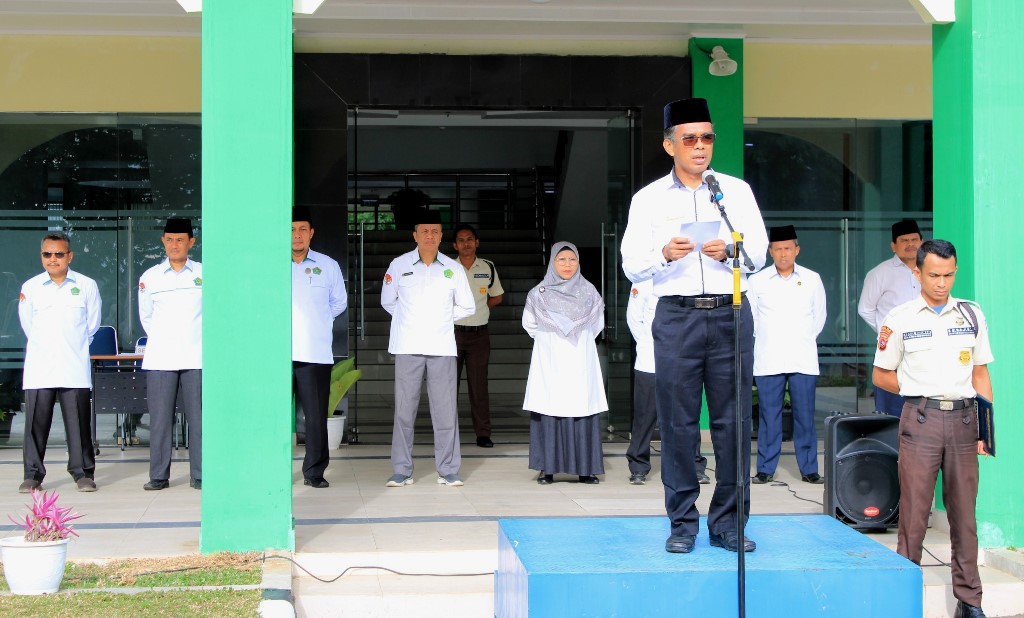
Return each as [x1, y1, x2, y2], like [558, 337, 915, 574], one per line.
[326, 358, 362, 449]
[1, 489, 82, 595]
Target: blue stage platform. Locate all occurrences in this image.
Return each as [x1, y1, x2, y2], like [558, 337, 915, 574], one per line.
[495, 514, 921, 618]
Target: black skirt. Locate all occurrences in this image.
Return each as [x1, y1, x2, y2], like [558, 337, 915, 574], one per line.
[528, 412, 605, 476]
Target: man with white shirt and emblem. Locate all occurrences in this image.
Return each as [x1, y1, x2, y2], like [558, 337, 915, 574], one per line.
[382, 210, 475, 488]
[858, 218, 923, 416]
[292, 206, 348, 489]
[747, 225, 827, 485]
[139, 218, 203, 491]
[620, 98, 768, 554]
[18, 231, 101, 493]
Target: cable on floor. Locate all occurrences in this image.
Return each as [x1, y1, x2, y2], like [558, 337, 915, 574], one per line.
[262, 554, 492, 583]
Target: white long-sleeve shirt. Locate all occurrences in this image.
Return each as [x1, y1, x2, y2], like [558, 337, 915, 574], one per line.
[138, 258, 202, 370]
[292, 250, 348, 364]
[382, 250, 475, 356]
[747, 263, 826, 377]
[19, 270, 101, 389]
[620, 170, 768, 294]
[857, 255, 920, 334]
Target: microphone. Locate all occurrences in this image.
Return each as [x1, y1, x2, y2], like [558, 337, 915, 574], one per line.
[702, 170, 723, 203]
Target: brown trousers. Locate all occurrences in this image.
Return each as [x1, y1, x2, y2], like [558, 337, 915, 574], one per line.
[897, 398, 982, 607]
[455, 327, 492, 438]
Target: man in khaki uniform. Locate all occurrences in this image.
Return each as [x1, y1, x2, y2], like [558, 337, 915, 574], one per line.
[873, 239, 993, 618]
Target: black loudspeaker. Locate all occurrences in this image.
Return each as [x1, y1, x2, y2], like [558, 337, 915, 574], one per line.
[824, 413, 900, 530]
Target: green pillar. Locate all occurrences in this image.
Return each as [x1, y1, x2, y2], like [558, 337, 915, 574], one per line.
[690, 38, 745, 177]
[201, 1, 294, 552]
[933, 0, 1024, 547]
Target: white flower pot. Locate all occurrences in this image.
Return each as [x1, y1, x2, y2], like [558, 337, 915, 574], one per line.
[0, 536, 70, 595]
[326, 414, 347, 450]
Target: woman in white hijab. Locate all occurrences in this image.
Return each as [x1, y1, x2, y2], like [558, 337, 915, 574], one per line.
[523, 241, 608, 484]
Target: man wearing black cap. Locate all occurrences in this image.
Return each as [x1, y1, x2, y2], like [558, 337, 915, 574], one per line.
[620, 98, 768, 554]
[858, 218, 922, 416]
[292, 206, 348, 489]
[381, 210, 475, 488]
[747, 225, 826, 485]
[139, 218, 203, 490]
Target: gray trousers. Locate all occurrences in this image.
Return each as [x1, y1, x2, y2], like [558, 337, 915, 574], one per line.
[391, 354, 461, 477]
[147, 369, 202, 482]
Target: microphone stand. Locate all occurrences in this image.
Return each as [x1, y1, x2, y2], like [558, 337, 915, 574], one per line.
[715, 201, 755, 272]
[730, 229, 747, 618]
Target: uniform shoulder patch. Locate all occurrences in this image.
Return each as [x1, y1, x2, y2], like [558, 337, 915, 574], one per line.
[19, 292, 26, 303]
[878, 325, 893, 350]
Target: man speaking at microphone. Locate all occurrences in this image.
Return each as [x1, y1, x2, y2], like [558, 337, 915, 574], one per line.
[620, 98, 768, 554]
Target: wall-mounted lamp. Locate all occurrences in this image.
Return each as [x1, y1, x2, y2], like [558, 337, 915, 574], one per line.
[706, 45, 738, 77]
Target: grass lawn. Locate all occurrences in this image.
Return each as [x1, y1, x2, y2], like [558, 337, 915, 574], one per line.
[0, 552, 264, 616]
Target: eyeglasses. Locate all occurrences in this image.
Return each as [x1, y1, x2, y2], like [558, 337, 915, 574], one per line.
[674, 132, 717, 147]
[554, 257, 578, 265]
[41, 252, 68, 259]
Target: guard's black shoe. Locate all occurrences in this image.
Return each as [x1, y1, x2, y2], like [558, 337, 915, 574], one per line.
[476, 436, 494, 448]
[709, 530, 756, 552]
[697, 471, 711, 484]
[752, 472, 773, 484]
[629, 473, 647, 485]
[536, 473, 554, 485]
[954, 600, 986, 618]
[303, 477, 329, 488]
[665, 534, 696, 554]
[144, 480, 169, 491]
[801, 473, 825, 484]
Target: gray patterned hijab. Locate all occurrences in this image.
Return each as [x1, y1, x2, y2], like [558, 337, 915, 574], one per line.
[525, 241, 604, 344]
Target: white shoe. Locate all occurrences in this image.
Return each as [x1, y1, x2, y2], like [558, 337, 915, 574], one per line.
[385, 474, 414, 487]
[437, 474, 464, 487]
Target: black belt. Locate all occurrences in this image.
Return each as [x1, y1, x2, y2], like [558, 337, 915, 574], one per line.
[907, 396, 972, 411]
[455, 325, 488, 333]
[663, 294, 741, 310]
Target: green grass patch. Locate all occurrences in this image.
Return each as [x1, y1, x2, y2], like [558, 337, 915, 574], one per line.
[0, 589, 261, 617]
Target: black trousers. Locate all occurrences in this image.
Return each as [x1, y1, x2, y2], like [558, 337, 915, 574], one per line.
[626, 369, 707, 476]
[293, 361, 332, 480]
[23, 387, 95, 482]
[456, 327, 492, 438]
[653, 298, 753, 537]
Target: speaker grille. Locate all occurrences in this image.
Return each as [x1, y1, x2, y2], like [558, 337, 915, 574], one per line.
[833, 452, 899, 528]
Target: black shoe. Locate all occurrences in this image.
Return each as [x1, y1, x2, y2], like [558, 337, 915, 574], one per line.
[665, 534, 696, 554]
[144, 479, 169, 491]
[18, 479, 41, 494]
[578, 475, 600, 484]
[801, 473, 825, 484]
[303, 477, 329, 489]
[709, 530, 756, 552]
[954, 600, 987, 618]
[629, 473, 647, 485]
[536, 473, 554, 485]
[190, 478, 202, 490]
[296, 433, 305, 446]
[476, 436, 494, 448]
[697, 471, 711, 484]
[752, 472, 773, 484]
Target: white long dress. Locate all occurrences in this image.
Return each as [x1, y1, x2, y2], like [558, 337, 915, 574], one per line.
[522, 308, 608, 417]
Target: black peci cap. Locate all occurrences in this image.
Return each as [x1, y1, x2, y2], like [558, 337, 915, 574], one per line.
[164, 218, 193, 237]
[663, 98, 712, 130]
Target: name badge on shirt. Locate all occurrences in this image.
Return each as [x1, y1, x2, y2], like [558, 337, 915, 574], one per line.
[947, 327, 974, 336]
[473, 273, 489, 279]
[903, 330, 932, 340]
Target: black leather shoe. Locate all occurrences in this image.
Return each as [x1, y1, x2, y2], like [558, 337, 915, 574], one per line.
[303, 477, 329, 488]
[629, 473, 647, 485]
[578, 475, 600, 484]
[801, 473, 825, 484]
[296, 433, 305, 445]
[190, 478, 202, 490]
[709, 530, 756, 552]
[665, 534, 696, 554]
[537, 473, 554, 485]
[476, 436, 494, 448]
[954, 600, 987, 618]
[752, 472, 773, 484]
[697, 471, 711, 484]
[144, 480, 169, 491]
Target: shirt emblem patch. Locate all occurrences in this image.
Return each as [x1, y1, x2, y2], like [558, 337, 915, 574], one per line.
[878, 325, 893, 350]
[193, 277, 202, 286]
[959, 350, 971, 365]
[384, 274, 393, 285]
[630, 287, 638, 297]
[479, 287, 487, 295]
[305, 268, 312, 275]
[312, 267, 321, 275]
[903, 330, 932, 340]
[444, 269, 453, 279]
[70, 287, 80, 296]
[19, 292, 26, 303]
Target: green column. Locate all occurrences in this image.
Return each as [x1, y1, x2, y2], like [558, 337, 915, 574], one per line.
[201, 1, 294, 552]
[690, 38, 745, 177]
[933, 0, 1024, 547]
